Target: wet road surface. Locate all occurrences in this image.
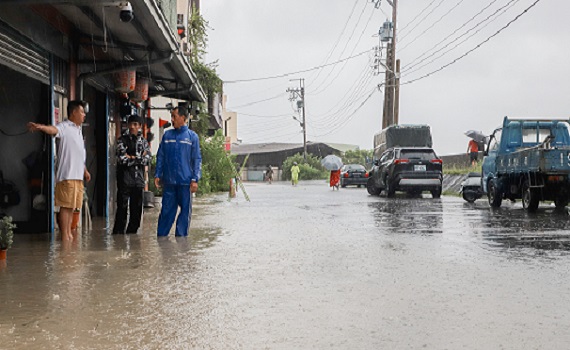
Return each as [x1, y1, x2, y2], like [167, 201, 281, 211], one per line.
[1, 180, 570, 349]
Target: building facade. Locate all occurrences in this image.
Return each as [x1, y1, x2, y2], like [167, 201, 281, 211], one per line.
[0, 0, 205, 234]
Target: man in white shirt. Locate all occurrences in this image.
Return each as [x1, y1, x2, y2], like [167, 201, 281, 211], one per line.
[28, 100, 91, 242]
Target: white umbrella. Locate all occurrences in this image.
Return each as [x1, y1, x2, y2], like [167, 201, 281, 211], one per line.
[321, 155, 343, 171]
[465, 130, 486, 143]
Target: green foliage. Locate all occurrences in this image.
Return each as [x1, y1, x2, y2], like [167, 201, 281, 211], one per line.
[148, 130, 235, 196]
[198, 129, 236, 194]
[444, 162, 482, 175]
[0, 216, 15, 250]
[282, 153, 328, 181]
[342, 149, 373, 168]
[188, 6, 209, 64]
[192, 62, 223, 96]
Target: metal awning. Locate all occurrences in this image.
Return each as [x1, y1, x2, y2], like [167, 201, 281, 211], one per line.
[0, 0, 206, 102]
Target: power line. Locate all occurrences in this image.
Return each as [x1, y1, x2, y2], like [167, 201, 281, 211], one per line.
[402, 0, 520, 77]
[224, 50, 372, 84]
[398, 0, 438, 34]
[398, 0, 466, 53]
[229, 92, 288, 109]
[308, 0, 361, 85]
[402, 0, 501, 70]
[398, 0, 448, 42]
[401, 0, 542, 86]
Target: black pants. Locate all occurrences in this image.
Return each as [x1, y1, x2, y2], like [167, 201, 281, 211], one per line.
[113, 186, 144, 234]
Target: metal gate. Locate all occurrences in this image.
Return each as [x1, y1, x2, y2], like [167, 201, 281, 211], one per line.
[0, 21, 49, 84]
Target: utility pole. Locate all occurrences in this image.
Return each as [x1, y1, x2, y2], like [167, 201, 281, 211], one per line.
[287, 78, 307, 160]
[381, 0, 398, 129]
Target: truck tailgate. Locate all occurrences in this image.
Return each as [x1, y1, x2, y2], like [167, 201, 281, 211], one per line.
[497, 148, 570, 174]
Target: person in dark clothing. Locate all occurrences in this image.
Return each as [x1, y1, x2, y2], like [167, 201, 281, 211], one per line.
[112, 114, 151, 234]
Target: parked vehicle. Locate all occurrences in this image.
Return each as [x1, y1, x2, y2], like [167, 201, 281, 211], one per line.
[367, 147, 443, 198]
[373, 124, 432, 160]
[482, 117, 570, 212]
[460, 172, 484, 203]
[340, 164, 368, 188]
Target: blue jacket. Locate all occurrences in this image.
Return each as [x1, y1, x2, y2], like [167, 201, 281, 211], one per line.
[155, 125, 202, 185]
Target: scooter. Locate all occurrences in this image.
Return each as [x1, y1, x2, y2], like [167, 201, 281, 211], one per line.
[460, 172, 484, 203]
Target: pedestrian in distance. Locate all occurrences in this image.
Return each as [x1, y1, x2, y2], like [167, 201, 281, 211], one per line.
[329, 169, 341, 190]
[27, 100, 91, 243]
[467, 139, 479, 167]
[112, 114, 151, 234]
[265, 165, 274, 184]
[154, 106, 202, 237]
[291, 162, 300, 186]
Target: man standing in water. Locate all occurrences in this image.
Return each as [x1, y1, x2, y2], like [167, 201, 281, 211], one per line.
[27, 100, 91, 242]
[113, 114, 151, 234]
[154, 106, 202, 237]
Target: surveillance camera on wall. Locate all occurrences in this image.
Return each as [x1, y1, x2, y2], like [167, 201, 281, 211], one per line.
[119, 2, 134, 23]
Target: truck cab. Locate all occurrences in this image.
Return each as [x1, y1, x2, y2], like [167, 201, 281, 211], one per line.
[482, 116, 570, 211]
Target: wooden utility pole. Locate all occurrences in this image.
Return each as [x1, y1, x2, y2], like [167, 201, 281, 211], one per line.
[394, 59, 401, 125]
[381, 0, 398, 129]
[287, 79, 307, 160]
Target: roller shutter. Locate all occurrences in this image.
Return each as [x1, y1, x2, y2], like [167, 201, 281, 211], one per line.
[0, 22, 49, 84]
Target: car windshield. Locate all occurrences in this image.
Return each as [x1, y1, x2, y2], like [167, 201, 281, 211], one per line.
[343, 164, 365, 171]
[399, 149, 436, 160]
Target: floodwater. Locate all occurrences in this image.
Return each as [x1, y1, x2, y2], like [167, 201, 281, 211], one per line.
[1, 180, 570, 349]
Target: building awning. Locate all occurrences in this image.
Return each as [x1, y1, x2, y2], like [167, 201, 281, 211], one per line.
[0, 0, 206, 102]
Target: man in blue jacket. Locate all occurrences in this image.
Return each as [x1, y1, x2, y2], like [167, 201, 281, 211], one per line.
[154, 106, 202, 237]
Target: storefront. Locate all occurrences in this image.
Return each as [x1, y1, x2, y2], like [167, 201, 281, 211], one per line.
[0, 1, 205, 234]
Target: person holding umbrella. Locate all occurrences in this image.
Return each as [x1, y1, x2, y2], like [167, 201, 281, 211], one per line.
[467, 139, 479, 167]
[321, 154, 343, 190]
[329, 169, 341, 190]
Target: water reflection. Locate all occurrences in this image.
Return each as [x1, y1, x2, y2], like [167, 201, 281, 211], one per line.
[368, 195, 444, 235]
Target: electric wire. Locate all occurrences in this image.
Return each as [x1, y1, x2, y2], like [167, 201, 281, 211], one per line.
[401, 0, 520, 78]
[402, 0, 501, 70]
[310, 7, 377, 96]
[400, 0, 542, 86]
[229, 92, 287, 109]
[308, 0, 360, 86]
[398, 0, 448, 42]
[397, 0, 438, 35]
[224, 49, 372, 84]
[398, 0, 466, 53]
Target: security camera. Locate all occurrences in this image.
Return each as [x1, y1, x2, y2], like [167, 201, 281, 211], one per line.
[119, 2, 134, 23]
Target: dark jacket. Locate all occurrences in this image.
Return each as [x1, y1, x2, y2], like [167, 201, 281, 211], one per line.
[116, 131, 151, 188]
[154, 125, 202, 185]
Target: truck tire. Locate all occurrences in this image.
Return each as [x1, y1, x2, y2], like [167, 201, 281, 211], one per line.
[487, 179, 502, 208]
[366, 178, 381, 195]
[522, 181, 539, 212]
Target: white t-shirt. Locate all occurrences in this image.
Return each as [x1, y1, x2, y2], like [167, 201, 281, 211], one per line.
[55, 120, 86, 182]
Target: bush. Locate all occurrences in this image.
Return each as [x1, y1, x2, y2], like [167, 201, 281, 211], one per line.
[282, 153, 328, 181]
[148, 129, 235, 196]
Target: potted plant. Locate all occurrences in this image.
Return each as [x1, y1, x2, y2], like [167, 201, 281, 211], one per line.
[0, 215, 15, 260]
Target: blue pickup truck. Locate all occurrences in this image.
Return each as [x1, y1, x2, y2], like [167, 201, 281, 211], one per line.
[482, 117, 570, 212]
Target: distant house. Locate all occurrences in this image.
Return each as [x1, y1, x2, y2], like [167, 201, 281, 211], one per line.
[231, 142, 359, 181]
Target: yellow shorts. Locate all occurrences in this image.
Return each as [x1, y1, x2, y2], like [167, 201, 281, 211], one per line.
[55, 180, 84, 209]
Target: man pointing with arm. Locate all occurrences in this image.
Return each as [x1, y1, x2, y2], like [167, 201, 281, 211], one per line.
[27, 100, 91, 242]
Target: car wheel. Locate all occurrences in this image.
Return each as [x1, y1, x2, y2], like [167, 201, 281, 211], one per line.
[385, 177, 395, 198]
[366, 178, 381, 195]
[431, 187, 441, 198]
[357, 185, 362, 188]
[522, 181, 539, 212]
[341, 183, 347, 188]
[487, 179, 502, 208]
[554, 196, 568, 209]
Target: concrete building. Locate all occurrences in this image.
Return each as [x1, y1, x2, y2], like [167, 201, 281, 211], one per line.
[0, 0, 205, 234]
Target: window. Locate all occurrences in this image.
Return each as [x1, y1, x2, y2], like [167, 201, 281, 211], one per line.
[400, 149, 435, 160]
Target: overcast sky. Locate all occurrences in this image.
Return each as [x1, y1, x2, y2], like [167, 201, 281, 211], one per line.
[202, 0, 570, 156]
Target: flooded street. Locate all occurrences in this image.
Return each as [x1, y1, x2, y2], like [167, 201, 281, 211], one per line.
[2, 180, 570, 349]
